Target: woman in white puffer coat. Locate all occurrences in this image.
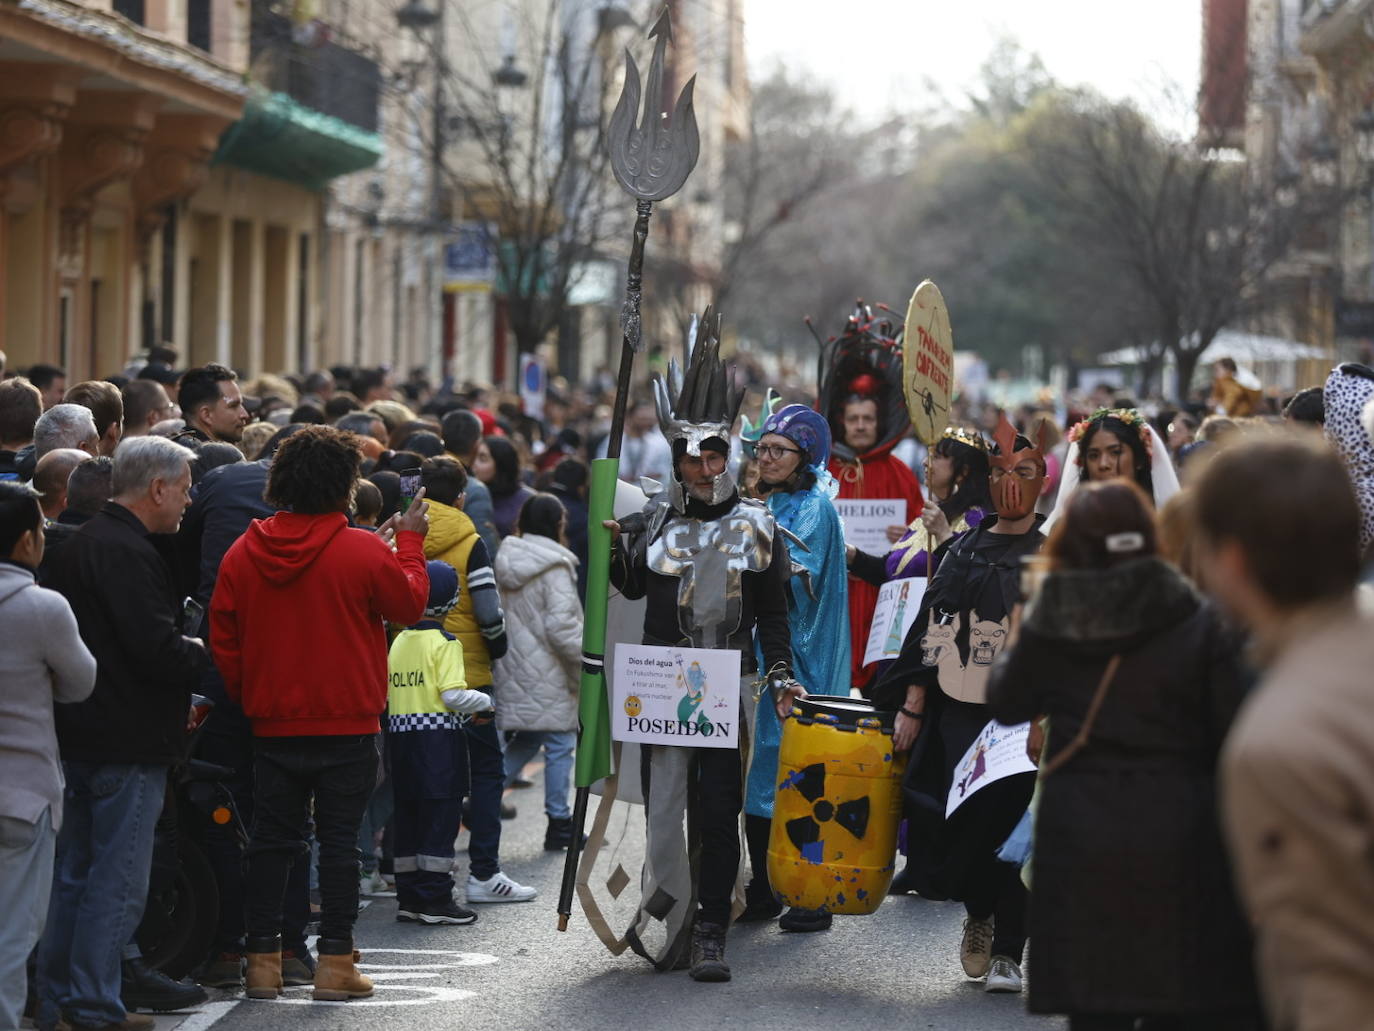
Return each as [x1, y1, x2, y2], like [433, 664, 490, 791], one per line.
[493, 492, 584, 850]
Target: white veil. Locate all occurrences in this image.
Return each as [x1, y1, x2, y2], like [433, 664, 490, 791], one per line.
[1042, 423, 1180, 533]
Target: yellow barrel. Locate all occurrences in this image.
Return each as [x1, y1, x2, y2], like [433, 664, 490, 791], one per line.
[766, 695, 906, 915]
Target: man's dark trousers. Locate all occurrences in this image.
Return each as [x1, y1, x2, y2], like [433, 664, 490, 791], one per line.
[244, 735, 376, 943]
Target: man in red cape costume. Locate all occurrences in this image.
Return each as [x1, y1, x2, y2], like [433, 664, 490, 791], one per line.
[818, 303, 923, 694]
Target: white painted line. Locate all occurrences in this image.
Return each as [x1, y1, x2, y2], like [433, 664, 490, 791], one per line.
[158, 1000, 241, 1030]
[267, 985, 476, 1006]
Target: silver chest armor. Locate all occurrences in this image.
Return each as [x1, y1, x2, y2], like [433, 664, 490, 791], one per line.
[647, 499, 776, 650]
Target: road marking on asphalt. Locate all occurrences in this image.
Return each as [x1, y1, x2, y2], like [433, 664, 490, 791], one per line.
[157, 1000, 240, 1029]
[259, 984, 478, 1006]
[156, 944, 500, 1027]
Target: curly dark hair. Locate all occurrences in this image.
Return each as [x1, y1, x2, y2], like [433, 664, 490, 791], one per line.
[265, 425, 361, 514]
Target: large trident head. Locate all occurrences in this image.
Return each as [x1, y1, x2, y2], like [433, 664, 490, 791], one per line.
[608, 8, 700, 202]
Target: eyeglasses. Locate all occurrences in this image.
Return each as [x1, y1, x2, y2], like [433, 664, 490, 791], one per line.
[755, 444, 802, 460]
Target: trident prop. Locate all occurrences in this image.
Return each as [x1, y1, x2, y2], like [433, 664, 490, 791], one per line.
[557, 8, 699, 933]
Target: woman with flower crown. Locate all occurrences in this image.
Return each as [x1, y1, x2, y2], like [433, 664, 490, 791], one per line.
[1042, 408, 1180, 533]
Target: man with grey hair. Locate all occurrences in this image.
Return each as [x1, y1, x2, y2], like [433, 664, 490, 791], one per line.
[33, 403, 98, 462]
[37, 435, 211, 1030]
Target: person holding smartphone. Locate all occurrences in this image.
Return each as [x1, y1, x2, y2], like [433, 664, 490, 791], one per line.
[210, 427, 430, 1003]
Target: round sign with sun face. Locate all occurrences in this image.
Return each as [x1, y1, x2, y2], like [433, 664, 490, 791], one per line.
[623, 695, 643, 718]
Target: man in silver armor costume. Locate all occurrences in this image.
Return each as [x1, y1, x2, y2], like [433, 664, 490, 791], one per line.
[605, 312, 801, 983]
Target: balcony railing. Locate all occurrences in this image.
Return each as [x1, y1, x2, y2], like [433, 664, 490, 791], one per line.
[249, 8, 380, 135]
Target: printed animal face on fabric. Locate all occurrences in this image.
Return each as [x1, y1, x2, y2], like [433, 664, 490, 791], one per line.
[969, 620, 1007, 666]
[918, 606, 1014, 704]
[921, 616, 958, 666]
[989, 414, 1047, 520]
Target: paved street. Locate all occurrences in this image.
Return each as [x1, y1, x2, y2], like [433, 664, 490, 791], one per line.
[141, 768, 1063, 1031]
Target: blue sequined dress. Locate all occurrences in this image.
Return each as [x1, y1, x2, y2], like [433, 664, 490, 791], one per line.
[746, 470, 851, 818]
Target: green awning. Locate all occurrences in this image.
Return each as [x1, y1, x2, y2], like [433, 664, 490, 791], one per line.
[213, 89, 382, 191]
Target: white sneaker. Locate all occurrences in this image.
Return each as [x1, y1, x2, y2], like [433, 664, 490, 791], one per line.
[984, 955, 1023, 993]
[466, 871, 537, 903]
[960, 916, 994, 977]
[360, 870, 393, 896]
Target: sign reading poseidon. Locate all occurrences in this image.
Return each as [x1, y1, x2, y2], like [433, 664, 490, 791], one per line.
[611, 644, 741, 749]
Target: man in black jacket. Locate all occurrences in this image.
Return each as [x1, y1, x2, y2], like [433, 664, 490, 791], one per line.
[38, 435, 210, 1031]
[174, 424, 314, 990]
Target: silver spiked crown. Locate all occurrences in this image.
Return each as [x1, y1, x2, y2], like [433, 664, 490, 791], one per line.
[652, 307, 745, 506]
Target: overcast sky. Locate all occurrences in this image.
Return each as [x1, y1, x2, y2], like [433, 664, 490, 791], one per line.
[745, 0, 1202, 132]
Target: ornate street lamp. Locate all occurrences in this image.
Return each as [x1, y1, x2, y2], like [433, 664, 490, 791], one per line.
[492, 53, 529, 88]
[1354, 107, 1374, 166]
[395, 1, 439, 32]
[1309, 137, 1339, 189]
[1275, 170, 1300, 208]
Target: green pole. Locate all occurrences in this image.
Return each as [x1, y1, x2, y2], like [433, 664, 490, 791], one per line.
[573, 457, 620, 788]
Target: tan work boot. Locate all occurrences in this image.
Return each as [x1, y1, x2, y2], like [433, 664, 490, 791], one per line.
[244, 936, 283, 1000]
[312, 940, 373, 1001]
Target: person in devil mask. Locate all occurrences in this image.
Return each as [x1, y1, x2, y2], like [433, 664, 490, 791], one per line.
[873, 415, 1047, 996]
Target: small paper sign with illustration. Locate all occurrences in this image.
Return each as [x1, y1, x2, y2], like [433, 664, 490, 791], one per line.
[835, 498, 907, 556]
[611, 643, 741, 749]
[946, 720, 1038, 818]
[863, 578, 927, 666]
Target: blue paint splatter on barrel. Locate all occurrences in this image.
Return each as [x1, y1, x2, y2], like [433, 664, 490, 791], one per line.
[779, 769, 805, 791]
[800, 841, 824, 864]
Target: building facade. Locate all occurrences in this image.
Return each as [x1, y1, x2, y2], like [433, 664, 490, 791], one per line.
[2, 0, 748, 387]
[1233, 0, 1374, 362]
[0, 0, 248, 380]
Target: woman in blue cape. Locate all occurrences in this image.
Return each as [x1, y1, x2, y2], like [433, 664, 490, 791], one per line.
[739, 399, 850, 932]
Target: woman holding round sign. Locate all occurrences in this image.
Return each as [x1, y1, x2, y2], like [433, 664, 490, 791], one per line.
[846, 426, 992, 586]
[737, 398, 850, 932]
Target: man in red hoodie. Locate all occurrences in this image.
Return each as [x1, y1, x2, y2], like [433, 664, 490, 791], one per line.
[210, 426, 429, 1003]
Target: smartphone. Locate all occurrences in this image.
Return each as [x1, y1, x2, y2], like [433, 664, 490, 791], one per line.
[399, 470, 422, 513]
[183, 597, 205, 634]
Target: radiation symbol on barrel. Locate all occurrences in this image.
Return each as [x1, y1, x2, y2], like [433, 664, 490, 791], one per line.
[782, 763, 871, 864]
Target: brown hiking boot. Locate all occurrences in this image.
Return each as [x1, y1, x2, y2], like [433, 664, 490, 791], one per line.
[688, 921, 730, 983]
[312, 940, 373, 1001]
[244, 938, 283, 1000]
